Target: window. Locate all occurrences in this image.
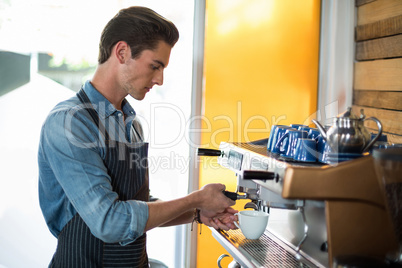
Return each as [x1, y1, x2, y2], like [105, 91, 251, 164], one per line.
[0, 1, 195, 267]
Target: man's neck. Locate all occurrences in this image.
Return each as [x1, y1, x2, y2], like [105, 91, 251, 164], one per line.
[91, 64, 126, 111]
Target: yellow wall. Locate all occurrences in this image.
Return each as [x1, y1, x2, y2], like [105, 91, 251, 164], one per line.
[197, 0, 321, 267]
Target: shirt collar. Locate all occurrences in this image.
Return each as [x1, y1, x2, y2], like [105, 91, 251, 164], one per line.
[82, 80, 136, 119]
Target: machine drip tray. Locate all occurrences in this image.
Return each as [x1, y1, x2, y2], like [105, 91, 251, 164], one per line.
[212, 228, 322, 268]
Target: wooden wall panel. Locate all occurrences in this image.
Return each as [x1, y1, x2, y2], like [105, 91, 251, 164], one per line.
[378, 133, 402, 144]
[353, 91, 402, 110]
[356, 34, 402, 60]
[356, 0, 376, 7]
[352, 105, 402, 135]
[356, 14, 402, 41]
[354, 59, 402, 91]
[357, 0, 402, 25]
[354, 0, 402, 145]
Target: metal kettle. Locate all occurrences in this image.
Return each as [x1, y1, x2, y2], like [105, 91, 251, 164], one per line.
[312, 107, 383, 154]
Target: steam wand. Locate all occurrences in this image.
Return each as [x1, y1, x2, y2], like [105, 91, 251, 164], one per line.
[295, 206, 309, 255]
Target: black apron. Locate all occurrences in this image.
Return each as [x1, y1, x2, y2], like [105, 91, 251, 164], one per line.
[49, 89, 149, 268]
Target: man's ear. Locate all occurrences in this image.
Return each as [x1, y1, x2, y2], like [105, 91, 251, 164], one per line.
[114, 41, 130, 64]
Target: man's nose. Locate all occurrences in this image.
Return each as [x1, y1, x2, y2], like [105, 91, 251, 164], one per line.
[153, 70, 164, 86]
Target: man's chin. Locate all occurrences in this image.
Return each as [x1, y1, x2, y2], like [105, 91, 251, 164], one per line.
[130, 93, 146, 101]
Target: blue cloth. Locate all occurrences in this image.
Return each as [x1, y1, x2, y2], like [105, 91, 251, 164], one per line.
[38, 80, 149, 245]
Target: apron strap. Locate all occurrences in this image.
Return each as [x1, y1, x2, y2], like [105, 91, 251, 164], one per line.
[77, 88, 111, 142]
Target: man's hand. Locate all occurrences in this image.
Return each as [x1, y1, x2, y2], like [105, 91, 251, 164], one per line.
[195, 183, 236, 213]
[200, 207, 239, 231]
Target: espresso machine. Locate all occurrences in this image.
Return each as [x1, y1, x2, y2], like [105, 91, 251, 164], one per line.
[199, 137, 399, 268]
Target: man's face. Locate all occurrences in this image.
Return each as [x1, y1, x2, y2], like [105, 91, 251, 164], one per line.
[121, 40, 172, 100]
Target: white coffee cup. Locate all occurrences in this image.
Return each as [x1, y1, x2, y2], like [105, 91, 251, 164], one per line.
[234, 210, 269, 240]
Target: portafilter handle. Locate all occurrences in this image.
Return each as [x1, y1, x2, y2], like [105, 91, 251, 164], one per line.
[222, 190, 250, 201]
[197, 148, 222, 157]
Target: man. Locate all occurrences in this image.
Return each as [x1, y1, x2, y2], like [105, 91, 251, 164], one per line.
[38, 6, 237, 267]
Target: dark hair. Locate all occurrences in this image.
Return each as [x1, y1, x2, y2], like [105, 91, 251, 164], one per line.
[98, 6, 179, 64]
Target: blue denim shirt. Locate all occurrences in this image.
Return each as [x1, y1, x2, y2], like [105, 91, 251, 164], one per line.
[38, 80, 149, 245]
